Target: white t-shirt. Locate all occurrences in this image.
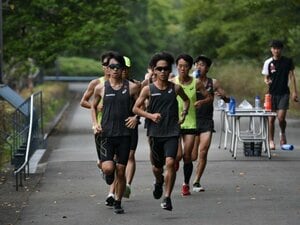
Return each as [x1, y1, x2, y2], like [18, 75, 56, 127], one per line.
[261, 57, 273, 76]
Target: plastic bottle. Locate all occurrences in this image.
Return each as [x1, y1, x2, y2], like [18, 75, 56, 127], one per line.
[255, 96, 261, 109]
[229, 97, 236, 114]
[193, 70, 201, 78]
[264, 94, 272, 111]
[281, 144, 294, 151]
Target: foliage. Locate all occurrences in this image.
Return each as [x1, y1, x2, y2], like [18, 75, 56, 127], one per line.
[2, 58, 38, 90]
[3, 0, 126, 67]
[106, 0, 185, 79]
[0, 102, 13, 167]
[20, 82, 69, 128]
[56, 57, 101, 76]
[182, 0, 300, 61]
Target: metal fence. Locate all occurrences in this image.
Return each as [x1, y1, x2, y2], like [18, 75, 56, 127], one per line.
[11, 91, 44, 190]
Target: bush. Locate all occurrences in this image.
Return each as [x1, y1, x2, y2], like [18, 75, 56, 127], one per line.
[21, 82, 70, 128]
[46, 56, 102, 77]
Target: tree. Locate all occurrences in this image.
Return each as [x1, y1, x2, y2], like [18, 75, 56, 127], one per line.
[3, 0, 126, 68]
[107, 0, 185, 79]
[181, 0, 300, 61]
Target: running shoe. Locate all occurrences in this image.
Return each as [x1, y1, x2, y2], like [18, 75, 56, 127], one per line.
[161, 197, 173, 211]
[114, 201, 124, 214]
[181, 184, 191, 196]
[123, 184, 131, 198]
[192, 182, 205, 192]
[105, 195, 115, 207]
[153, 182, 163, 199]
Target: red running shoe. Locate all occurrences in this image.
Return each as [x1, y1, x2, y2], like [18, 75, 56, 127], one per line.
[181, 184, 191, 196]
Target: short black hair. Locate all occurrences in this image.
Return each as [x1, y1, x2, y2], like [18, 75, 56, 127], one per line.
[194, 55, 212, 67]
[108, 51, 125, 68]
[175, 54, 193, 69]
[101, 51, 118, 64]
[149, 51, 174, 69]
[269, 40, 284, 49]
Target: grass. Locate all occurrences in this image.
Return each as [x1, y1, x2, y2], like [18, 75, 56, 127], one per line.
[20, 82, 70, 128]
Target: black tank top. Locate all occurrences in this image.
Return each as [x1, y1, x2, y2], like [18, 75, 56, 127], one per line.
[101, 80, 131, 137]
[146, 82, 180, 137]
[196, 78, 214, 120]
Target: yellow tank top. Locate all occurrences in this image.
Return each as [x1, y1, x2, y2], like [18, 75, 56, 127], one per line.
[175, 76, 197, 129]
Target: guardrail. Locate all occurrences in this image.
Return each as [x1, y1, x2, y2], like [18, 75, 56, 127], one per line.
[12, 91, 44, 190]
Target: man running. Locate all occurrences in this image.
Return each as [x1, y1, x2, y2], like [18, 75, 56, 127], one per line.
[192, 55, 229, 192]
[133, 52, 190, 211]
[122, 56, 141, 198]
[91, 52, 140, 214]
[170, 53, 213, 196]
[80, 51, 116, 207]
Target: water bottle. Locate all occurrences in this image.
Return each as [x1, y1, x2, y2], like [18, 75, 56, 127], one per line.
[255, 96, 261, 109]
[281, 144, 294, 151]
[192, 70, 201, 78]
[264, 94, 272, 111]
[229, 97, 236, 114]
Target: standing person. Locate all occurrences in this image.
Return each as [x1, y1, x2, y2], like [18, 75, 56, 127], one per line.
[170, 54, 213, 196]
[133, 52, 190, 211]
[262, 40, 298, 149]
[80, 51, 116, 207]
[91, 52, 140, 214]
[122, 56, 141, 198]
[191, 55, 229, 192]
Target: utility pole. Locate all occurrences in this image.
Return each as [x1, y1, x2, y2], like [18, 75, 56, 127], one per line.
[0, 0, 3, 84]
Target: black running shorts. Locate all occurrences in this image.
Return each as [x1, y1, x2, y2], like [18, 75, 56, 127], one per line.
[148, 136, 178, 168]
[100, 136, 131, 165]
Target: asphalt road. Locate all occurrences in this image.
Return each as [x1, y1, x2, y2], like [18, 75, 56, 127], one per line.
[13, 83, 300, 225]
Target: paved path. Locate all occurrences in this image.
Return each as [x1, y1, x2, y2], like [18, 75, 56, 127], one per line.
[15, 83, 300, 225]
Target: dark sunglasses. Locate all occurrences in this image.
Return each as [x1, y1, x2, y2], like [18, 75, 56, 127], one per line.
[155, 66, 170, 72]
[108, 64, 122, 70]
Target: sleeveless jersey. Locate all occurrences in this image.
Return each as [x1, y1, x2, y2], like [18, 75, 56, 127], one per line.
[174, 76, 197, 129]
[196, 78, 214, 120]
[101, 80, 131, 137]
[146, 82, 180, 137]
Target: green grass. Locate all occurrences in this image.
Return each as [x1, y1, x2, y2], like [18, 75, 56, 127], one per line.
[21, 82, 70, 128]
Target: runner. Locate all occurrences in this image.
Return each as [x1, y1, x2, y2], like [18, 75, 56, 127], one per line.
[170, 53, 213, 196]
[192, 55, 229, 192]
[79, 51, 116, 207]
[91, 52, 140, 214]
[122, 56, 141, 198]
[133, 51, 190, 211]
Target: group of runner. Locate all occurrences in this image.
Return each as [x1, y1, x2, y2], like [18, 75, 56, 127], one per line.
[80, 51, 229, 214]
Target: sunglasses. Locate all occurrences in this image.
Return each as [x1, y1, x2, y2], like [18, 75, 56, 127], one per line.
[108, 64, 123, 70]
[155, 66, 170, 72]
